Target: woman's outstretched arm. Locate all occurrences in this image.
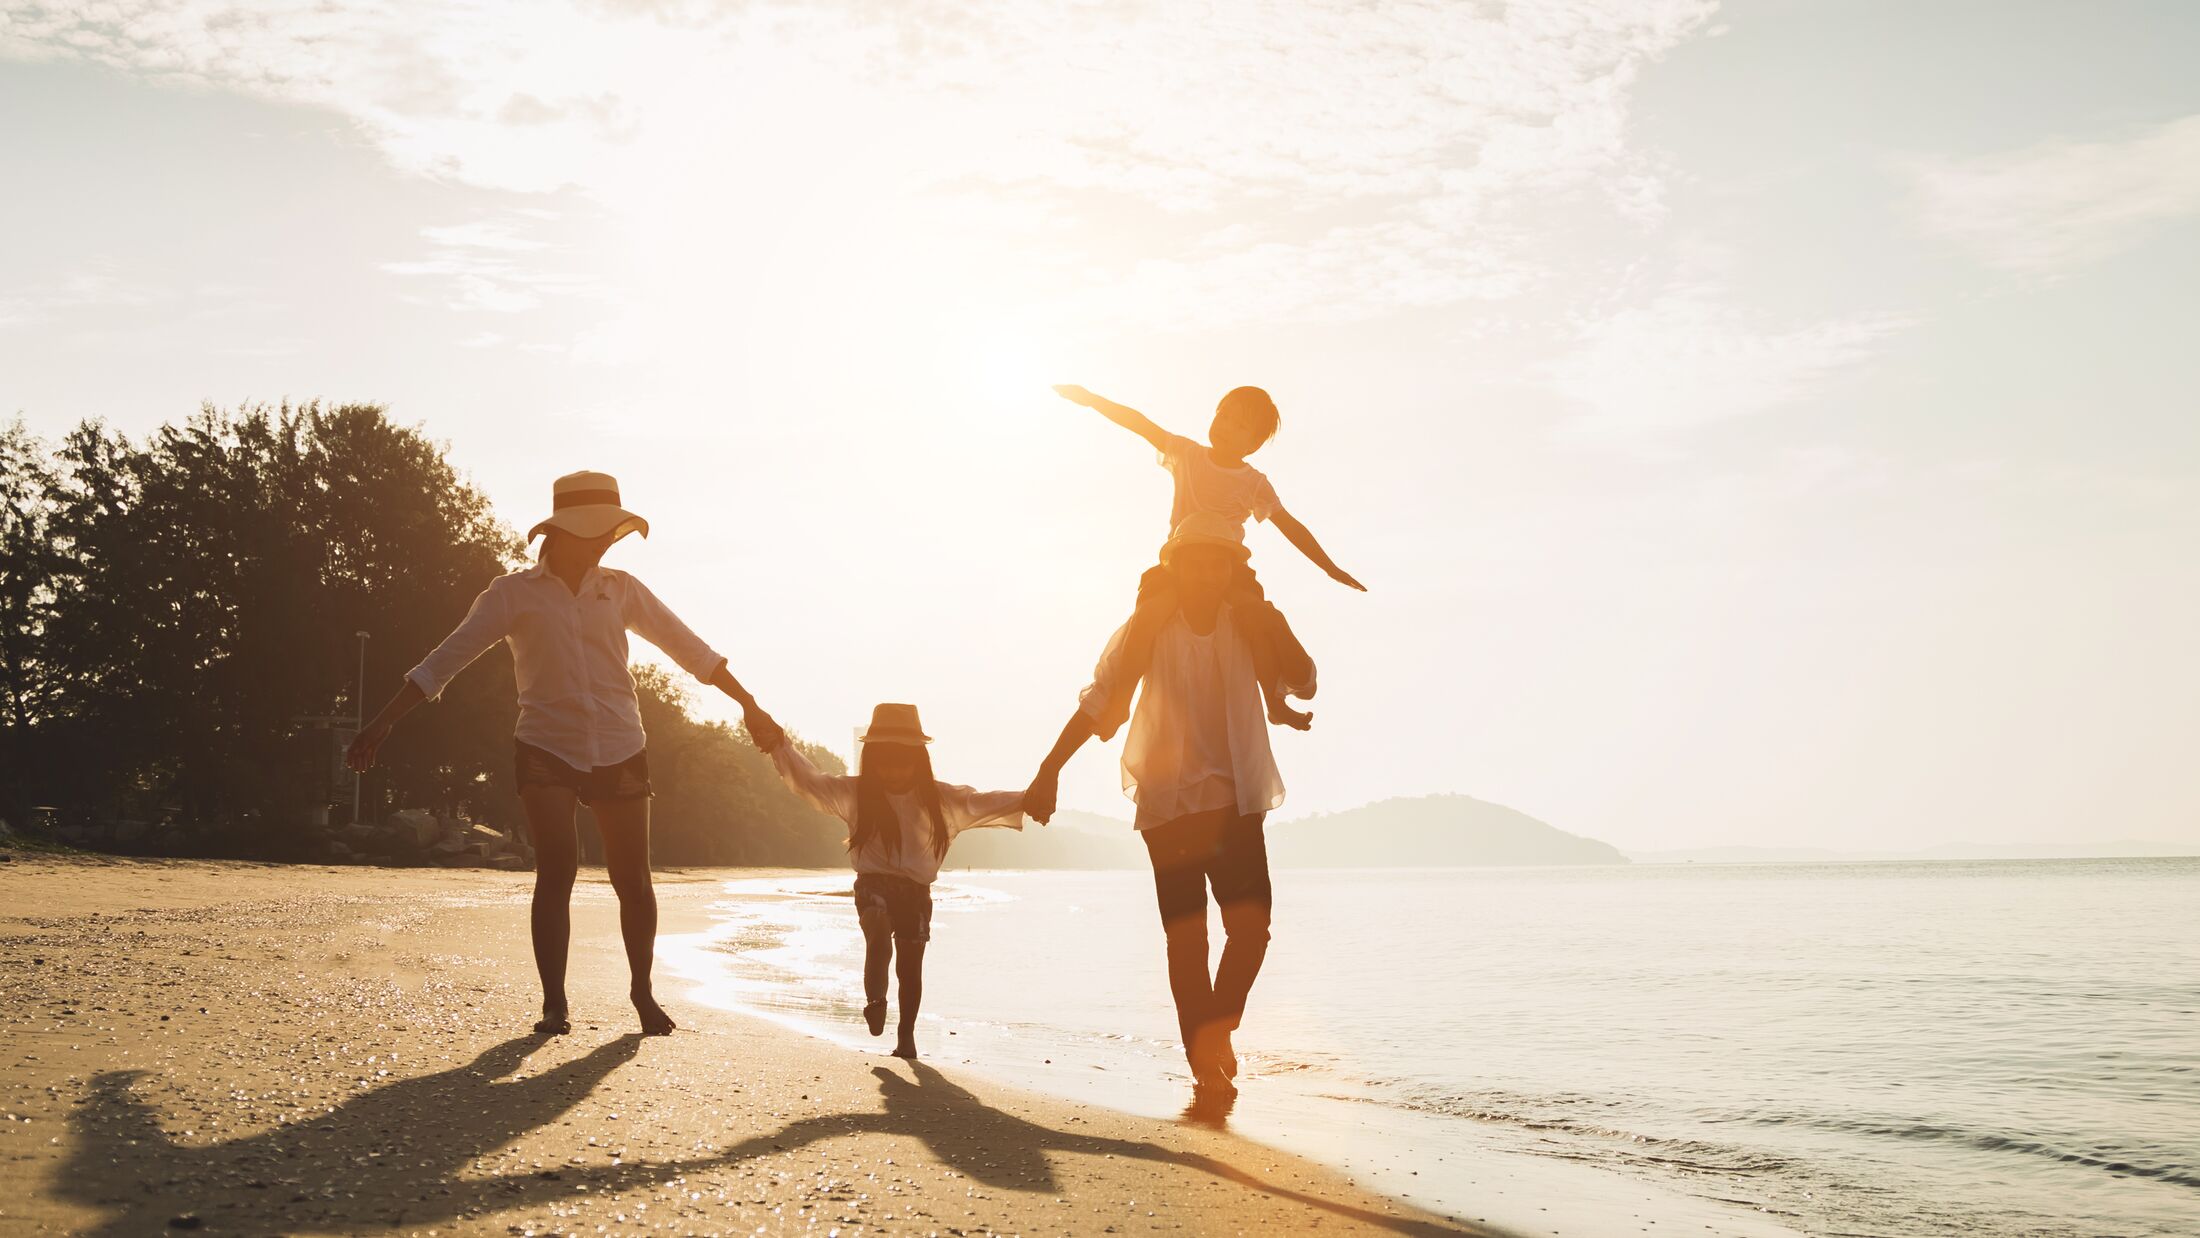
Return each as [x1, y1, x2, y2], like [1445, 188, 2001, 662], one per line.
[622, 575, 778, 738]
[346, 679, 426, 771]
[348, 581, 510, 770]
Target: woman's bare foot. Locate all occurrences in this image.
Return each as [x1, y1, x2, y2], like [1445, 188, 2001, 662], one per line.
[863, 999, 888, 1037]
[892, 1033, 919, 1059]
[533, 999, 571, 1036]
[632, 989, 676, 1036]
[1216, 1030, 1239, 1079]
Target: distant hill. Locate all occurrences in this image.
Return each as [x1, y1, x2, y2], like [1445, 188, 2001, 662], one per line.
[1268, 795, 1628, 867]
[945, 794, 1627, 870]
[944, 810, 1147, 870]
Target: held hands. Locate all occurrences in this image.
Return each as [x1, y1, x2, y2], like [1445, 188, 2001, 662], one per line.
[345, 723, 391, 773]
[1022, 768, 1059, 825]
[743, 706, 786, 756]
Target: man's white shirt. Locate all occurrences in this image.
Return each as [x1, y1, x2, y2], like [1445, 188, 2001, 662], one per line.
[1077, 605, 1314, 831]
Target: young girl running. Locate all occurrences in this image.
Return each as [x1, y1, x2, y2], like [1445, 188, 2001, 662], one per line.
[347, 470, 768, 1037]
[742, 703, 1026, 1059]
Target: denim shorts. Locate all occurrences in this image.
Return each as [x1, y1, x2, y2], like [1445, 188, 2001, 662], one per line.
[853, 872, 933, 942]
[514, 741, 652, 805]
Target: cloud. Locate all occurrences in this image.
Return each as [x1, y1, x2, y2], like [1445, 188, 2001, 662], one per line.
[382, 216, 592, 314]
[1549, 279, 1911, 439]
[1910, 113, 2200, 274]
[1, 0, 1722, 331]
[0, 264, 166, 330]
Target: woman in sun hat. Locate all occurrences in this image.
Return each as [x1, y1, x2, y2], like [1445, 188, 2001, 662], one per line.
[347, 469, 779, 1037]
[743, 699, 1029, 1059]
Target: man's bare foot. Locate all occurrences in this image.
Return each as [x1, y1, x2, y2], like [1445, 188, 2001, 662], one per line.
[1267, 698, 1313, 730]
[632, 990, 676, 1036]
[863, 999, 888, 1037]
[892, 1033, 918, 1059]
[1216, 1029, 1239, 1079]
[533, 1000, 571, 1036]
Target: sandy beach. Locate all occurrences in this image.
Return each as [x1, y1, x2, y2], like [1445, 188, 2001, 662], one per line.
[0, 855, 1489, 1237]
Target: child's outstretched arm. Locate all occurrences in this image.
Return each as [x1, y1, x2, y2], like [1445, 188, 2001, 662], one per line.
[940, 784, 1028, 836]
[1272, 508, 1368, 591]
[742, 704, 856, 821]
[1053, 384, 1171, 452]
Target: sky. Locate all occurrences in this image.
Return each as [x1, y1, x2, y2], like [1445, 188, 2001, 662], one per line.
[3, 0, 2196, 853]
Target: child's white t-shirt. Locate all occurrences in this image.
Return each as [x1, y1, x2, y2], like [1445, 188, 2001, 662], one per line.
[1159, 433, 1282, 542]
[764, 742, 1025, 884]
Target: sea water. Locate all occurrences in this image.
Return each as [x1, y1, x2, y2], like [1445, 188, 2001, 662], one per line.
[667, 858, 2200, 1236]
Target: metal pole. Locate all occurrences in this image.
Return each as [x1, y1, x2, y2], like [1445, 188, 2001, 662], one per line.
[353, 630, 370, 824]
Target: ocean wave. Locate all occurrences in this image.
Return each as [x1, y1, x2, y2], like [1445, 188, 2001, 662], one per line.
[1746, 1113, 2200, 1190]
[1326, 1079, 2198, 1193]
[1302, 1080, 1800, 1177]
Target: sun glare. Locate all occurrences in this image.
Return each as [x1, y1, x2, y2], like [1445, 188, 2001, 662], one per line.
[961, 328, 1060, 414]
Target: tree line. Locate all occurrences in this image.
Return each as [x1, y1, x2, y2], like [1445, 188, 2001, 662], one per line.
[0, 402, 847, 865]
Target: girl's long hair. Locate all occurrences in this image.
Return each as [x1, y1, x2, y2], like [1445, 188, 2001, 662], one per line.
[850, 744, 950, 861]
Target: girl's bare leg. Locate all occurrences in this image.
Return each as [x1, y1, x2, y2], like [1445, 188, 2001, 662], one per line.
[892, 937, 926, 1059]
[860, 909, 893, 1035]
[593, 795, 675, 1034]
[520, 786, 581, 1033]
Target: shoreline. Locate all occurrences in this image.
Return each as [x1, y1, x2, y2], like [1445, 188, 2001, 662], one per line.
[657, 868, 1812, 1238]
[0, 855, 1482, 1236]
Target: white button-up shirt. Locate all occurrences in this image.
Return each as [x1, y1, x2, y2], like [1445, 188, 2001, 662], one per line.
[406, 562, 726, 772]
[1076, 605, 1315, 831]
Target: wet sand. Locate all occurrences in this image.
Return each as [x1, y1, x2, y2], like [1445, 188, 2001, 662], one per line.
[0, 855, 1481, 1236]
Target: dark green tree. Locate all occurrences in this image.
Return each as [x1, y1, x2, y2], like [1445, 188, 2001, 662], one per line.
[627, 667, 846, 866]
[0, 417, 63, 822]
[8, 400, 845, 865]
[28, 403, 521, 838]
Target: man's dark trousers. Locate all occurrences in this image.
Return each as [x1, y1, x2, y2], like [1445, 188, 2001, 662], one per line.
[1140, 807, 1272, 1067]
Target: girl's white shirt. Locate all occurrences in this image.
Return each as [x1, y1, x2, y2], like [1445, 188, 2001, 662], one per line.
[765, 742, 1025, 885]
[1158, 432, 1283, 544]
[405, 562, 725, 772]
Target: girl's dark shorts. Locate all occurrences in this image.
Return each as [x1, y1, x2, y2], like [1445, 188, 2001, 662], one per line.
[853, 872, 933, 942]
[514, 740, 652, 805]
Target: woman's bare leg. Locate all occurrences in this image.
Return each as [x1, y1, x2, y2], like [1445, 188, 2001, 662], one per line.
[593, 795, 675, 1035]
[520, 785, 581, 1033]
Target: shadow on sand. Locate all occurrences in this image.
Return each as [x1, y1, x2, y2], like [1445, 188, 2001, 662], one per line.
[61, 1035, 1479, 1236]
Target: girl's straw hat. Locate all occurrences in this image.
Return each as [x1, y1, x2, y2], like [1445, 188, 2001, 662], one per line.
[528, 470, 650, 543]
[858, 703, 932, 746]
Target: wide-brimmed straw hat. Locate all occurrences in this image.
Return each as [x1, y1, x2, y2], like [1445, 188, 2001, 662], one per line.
[857, 703, 932, 746]
[527, 470, 650, 543]
[1159, 511, 1253, 565]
